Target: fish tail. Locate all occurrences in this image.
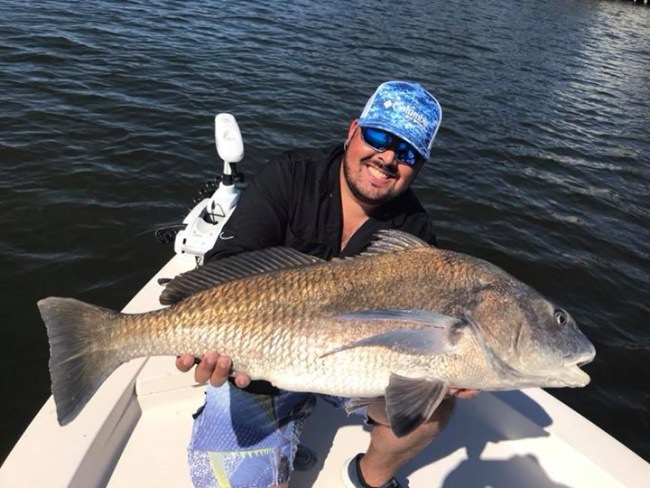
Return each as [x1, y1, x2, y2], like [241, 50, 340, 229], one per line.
[38, 296, 123, 426]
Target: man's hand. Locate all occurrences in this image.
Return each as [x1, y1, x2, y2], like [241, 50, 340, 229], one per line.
[175, 351, 251, 388]
[448, 388, 480, 399]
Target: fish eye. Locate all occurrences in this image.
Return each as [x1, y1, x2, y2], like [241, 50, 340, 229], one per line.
[554, 309, 569, 326]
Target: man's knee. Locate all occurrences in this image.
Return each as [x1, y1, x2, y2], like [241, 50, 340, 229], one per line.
[369, 397, 457, 451]
[428, 397, 456, 430]
[403, 397, 457, 444]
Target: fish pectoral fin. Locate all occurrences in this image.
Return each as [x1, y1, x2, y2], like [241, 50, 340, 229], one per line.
[335, 309, 461, 328]
[320, 311, 464, 358]
[385, 373, 448, 438]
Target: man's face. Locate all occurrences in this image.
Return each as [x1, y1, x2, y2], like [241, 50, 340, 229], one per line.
[342, 120, 422, 208]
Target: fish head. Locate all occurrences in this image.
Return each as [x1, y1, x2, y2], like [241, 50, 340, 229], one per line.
[467, 283, 596, 388]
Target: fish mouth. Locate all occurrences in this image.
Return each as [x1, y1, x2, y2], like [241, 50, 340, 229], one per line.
[554, 348, 596, 387]
[552, 365, 592, 387]
[503, 362, 592, 389]
[520, 349, 595, 388]
[554, 343, 596, 387]
[524, 349, 595, 388]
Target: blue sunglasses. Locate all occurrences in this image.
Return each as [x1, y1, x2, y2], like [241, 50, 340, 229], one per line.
[360, 127, 422, 166]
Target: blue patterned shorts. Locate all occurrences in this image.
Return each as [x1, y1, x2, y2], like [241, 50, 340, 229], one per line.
[187, 383, 321, 488]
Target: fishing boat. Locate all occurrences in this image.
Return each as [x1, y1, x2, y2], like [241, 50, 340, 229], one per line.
[1, 115, 648, 488]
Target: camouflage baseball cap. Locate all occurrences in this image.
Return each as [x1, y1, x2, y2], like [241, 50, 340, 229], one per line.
[358, 81, 442, 160]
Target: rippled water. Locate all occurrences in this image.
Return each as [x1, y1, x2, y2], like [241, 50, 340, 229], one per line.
[1, 0, 648, 464]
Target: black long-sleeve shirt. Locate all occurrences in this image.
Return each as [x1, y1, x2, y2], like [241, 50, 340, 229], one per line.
[205, 144, 436, 263]
[205, 144, 437, 395]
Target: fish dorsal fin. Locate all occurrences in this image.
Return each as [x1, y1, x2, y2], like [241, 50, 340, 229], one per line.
[159, 247, 324, 305]
[361, 230, 430, 257]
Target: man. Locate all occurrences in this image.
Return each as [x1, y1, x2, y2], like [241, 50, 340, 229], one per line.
[176, 81, 476, 488]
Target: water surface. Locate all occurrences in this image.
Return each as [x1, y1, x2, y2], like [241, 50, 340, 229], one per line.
[1, 0, 648, 464]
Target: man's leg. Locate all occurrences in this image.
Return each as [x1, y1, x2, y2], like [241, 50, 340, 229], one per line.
[358, 398, 455, 487]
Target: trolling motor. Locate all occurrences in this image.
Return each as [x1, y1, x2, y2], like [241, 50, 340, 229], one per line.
[163, 113, 245, 265]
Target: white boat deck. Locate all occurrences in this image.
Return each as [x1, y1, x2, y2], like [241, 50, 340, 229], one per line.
[107, 355, 649, 487]
[2, 254, 649, 487]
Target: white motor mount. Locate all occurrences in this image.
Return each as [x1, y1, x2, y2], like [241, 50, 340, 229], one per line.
[173, 114, 245, 264]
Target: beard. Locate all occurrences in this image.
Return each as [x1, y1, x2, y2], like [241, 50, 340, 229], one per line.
[342, 154, 399, 207]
